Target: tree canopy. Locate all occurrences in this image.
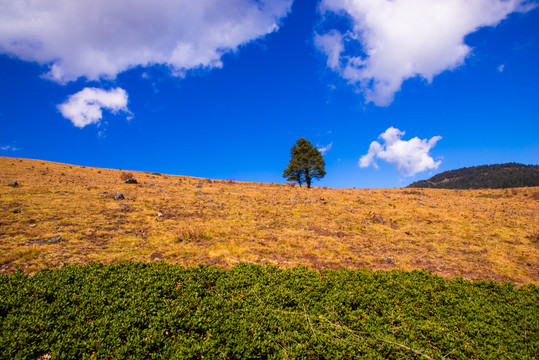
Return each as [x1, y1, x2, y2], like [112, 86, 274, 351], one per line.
[283, 138, 326, 188]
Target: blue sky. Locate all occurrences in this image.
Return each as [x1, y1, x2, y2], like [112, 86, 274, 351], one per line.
[0, 0, 537, 188]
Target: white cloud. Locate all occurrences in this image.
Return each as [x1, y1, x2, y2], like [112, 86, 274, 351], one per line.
[316, 0, 534, 106]
[58, 88, 129, 128]
[314, 30, 344, 70]
[0, 0, 292, 83]
[359, 127, 442, 176]
[498, 64, 506, 72]
[1, 145, 21, 151]
[317, 142, 333, 155]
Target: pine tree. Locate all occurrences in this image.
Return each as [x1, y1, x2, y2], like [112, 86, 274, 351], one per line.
[283, 138, 326, 188]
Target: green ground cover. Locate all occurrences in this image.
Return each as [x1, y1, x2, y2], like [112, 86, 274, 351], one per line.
[1, 262, 537, 359]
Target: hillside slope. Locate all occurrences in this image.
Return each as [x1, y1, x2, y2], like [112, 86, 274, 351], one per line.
[1, 156, 538, 284]
[408, 163, 539, 189]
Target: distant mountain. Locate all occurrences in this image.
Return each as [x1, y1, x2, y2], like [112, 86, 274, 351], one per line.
[407, 163, 539, 189]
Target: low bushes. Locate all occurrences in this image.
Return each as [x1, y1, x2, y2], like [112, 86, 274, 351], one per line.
[120, 172, 134, 181]
[1, 263, 537, 359]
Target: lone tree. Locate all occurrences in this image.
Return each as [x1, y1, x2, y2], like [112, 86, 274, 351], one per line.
[283, 137, 326, 188]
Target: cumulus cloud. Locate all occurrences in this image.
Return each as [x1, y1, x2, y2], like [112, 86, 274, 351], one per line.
[359, 127, 442, 176]
[0, 0, 292, 83]
[316, 0, 534, 106]
[317, 142, 333, 155]
[58, 88, 129, 128]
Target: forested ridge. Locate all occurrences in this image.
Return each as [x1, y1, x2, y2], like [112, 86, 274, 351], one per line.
[408, 163, 539, 189]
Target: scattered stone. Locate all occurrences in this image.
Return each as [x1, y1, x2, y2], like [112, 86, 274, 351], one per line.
[417, 202, 425, 206]
[114, 192, 125, 200]
[429, 205, 437, 209]
[31, 236, 62, 245]
[157, 212, 163, 217]
[196, 184, 203, 188]
[219, 203, 224, 206]
[382, 257, 393, 264]
[125, 178, 137, 184]
[150, 252, 164, 260]
[490, 274, 499, 280]
[237, 212, 242, 216]
[208, 199, 214, 203]
[372, 215, 384, 224]
[148, 183, 155, 187]
[30, 224, 37, 228]
[8, 181, 19, 187]
[12, 209, 21, 214]
[121, 204, 130, 211]
[46, 236, 62, 244]
[182, 206, 186, 209]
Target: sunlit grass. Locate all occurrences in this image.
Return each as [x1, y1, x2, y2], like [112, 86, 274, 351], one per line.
[1, 156, 538, 284]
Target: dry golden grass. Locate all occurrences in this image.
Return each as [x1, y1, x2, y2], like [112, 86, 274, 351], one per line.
[1, 156, 538, 284]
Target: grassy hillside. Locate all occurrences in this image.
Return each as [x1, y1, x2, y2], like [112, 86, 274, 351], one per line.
[1, 156, 538, 284]
[408, 163, 539, 189]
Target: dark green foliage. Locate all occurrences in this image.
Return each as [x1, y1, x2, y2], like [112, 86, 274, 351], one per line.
[408, 163, 539, 189]
[1, 263, 537, 359]
[283, 138, 326, 188]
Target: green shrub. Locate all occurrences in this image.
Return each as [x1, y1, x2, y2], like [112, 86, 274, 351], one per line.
[1, 263, 537, 359]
